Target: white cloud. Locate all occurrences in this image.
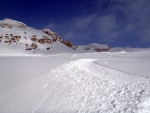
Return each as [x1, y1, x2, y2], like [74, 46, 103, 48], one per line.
[96, 15, 117, 35]
[96, 0, 150, 41]
[73, 14, 95, 29]
[45, 23, 59, 31]
[46, 0, 150, 46]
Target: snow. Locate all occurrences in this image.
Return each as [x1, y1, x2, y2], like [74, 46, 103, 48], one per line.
[0, 52, 150, 113]
[95, 52, 150, 77]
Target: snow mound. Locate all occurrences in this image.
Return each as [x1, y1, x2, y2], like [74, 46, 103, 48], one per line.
[0, 59, 150, 113]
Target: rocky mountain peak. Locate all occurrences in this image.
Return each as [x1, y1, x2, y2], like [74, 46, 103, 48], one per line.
[0, 19, 76, 54]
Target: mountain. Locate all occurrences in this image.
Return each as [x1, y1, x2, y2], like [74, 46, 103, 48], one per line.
[0, 18, 111, 55]
[76, 43, 111, 52]
[0, 18, 77, 55]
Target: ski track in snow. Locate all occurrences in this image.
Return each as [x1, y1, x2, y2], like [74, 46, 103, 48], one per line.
[0, 59, 150, 113]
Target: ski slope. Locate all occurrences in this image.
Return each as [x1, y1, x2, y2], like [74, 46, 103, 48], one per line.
[0, 52, 150, 113]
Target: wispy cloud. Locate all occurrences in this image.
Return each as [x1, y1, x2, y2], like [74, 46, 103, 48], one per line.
[46, 0, 150, 47]
[73, 15, 95, 30]
[100, 0, 150, 41]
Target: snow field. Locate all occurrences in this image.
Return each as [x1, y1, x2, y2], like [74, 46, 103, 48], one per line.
[0, 58, 150, 113]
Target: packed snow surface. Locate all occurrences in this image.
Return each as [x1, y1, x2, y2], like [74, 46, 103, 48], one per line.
[0, 52, 150, 113]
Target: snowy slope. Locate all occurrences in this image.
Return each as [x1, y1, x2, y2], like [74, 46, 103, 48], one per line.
[0, 18, 75, 55]
[0, 52, 150, 113]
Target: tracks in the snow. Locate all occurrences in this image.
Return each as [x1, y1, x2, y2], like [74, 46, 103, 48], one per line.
[94, 60, 144, 78]
[0, 59, 150, 113]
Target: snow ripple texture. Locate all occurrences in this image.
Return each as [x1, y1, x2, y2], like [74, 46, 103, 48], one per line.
[0, 59, 150, 113]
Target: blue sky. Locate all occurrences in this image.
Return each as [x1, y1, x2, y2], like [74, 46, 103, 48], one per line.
[0, 0, 150, 47]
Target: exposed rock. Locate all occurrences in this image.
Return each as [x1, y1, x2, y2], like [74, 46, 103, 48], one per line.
[47, 47, 50, 50]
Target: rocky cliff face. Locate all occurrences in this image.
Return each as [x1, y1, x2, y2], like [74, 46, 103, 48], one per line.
[42, 29, 75, 49]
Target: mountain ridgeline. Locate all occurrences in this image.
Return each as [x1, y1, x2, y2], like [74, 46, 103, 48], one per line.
[0, 18, 111, 54]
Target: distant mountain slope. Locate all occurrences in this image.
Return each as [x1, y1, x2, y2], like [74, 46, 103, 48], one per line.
[77, 43, 111, 52]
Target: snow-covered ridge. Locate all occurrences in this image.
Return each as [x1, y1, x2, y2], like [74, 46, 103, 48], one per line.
[0, 18, 28, 29]
[0, 18, 76, 55]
